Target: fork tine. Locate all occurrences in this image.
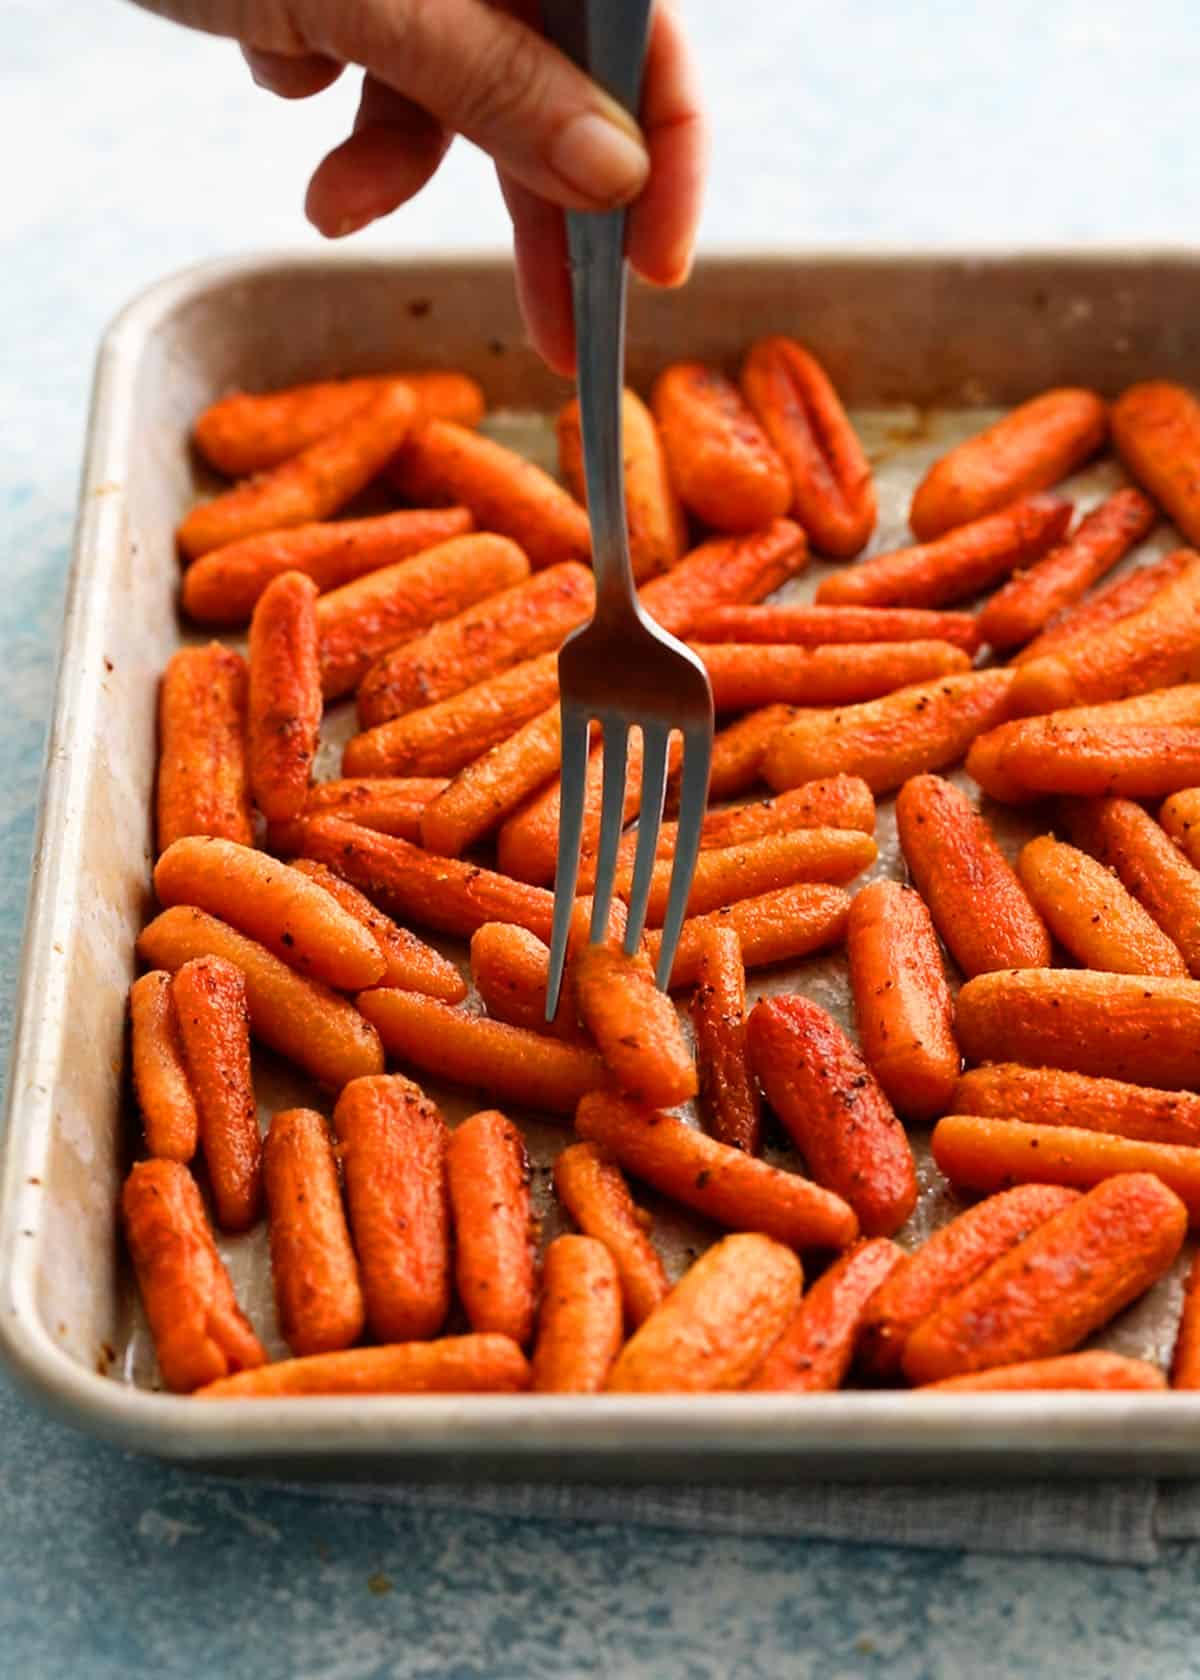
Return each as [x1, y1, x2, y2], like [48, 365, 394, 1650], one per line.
[623, 722, 670, 955]
[545, 702, 591, 1020]
[588, 715, 630, 943]
[654, 720, 713, 990]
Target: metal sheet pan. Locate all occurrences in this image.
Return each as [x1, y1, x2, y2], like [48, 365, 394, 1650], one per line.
[6, 249, 1200, 1479]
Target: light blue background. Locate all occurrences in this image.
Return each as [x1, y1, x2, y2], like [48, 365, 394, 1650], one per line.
[7, 1, 1200, 1673]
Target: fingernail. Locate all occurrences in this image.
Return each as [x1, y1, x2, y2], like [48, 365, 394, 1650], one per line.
[548, 111, 649, 205]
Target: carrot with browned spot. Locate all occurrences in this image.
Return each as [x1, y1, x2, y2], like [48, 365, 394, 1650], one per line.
[531, 1235, 624, 1393]
[264, 1108, 364, 1357]
[287, 859, 466, 1002]
[573, 939, 697, 1108]
[1017, 833, 1187, 976]
[637, 521, 809, 637]
[923, 1352, 1167, 1391]
[691, 925, 760, 1155]
[447, 1109, 537, 1345]
[649, 882, 851, 989]
[157, 643, 252, 854]
[1112, 380, 1200, 546]
[618, 828, 877, 926]
[558, 389, 686, 580]
[694, 639, 970, 711]
[652, 363, 792, 532]
[952, 1064, 1200, 1148]
[1171, 1251, 1200, 1388]
[130, 971, 198, 1162]
[1016, 550, 1195, 665]
[291, 777, 448, 840]
[1064, 796, 1200, 977]
[691, 601, 983, 652]
[552, 1141, 669, 1328]
[247, 570, 321, 823]
[196, 1335, 531, 1398]
[746, 1238, 903, 1391]
[172, 956, 262, 1233]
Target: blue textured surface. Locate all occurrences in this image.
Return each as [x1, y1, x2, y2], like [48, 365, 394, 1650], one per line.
[8, 0, 1200, 1672]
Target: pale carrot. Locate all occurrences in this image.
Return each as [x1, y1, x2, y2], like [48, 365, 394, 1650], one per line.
[617, 828, 877, 926]
[446, 1109, 537, 1345]
[129, 971, 198, 1162]
[264, 1108, 364, 1356]
[573, 939, 697, 1108]
[1064, 796, 1200, 977]
[746, 1238, 903, 1392]
[530, 1235, 624, 1393]
[552, 1141, 670, 1328]
[419, 705, 562, 857]
[246, 570, 321, 823]
[558, 389, 686, 580]
[171, 956, 262, 1233]
[288, 858, 466, 1002]
[156, 643, 252, 854]
[693, 639, 970, 711]
[952, 1064, 1200, 1148]
[651, 363, 792, 532]
[691, 925, 760, 1155]
[1017, 834, 1187, 976]
[1112, 380, 1200, 545]
[691, 602, 982, 653]
[196, 1335, 531, 1398]
[923, 1352, 1167, 1391]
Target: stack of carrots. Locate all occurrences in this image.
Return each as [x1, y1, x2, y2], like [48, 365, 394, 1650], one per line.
[120, 346, 1200, 1398]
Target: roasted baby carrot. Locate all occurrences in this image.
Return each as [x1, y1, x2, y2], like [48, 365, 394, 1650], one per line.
[171, 956, 262, 1233]
[157, 643, 252, 854]
[817, 495, 1073, 609]
[740, 336, 876, 558]
[691, 925, 760, 1155]
[902, 1172, 1186, 1383]
[317, 532, 530, 699]
[531, 1235, 624, 1393]
[129, 971, 199, 1162]
[558, 388, 686, 580]
[746, 1238, 903, 1392]
[196, 1335, 531, 1398]
[693, 639, 970, 711]
[976, 488, 1156, 650]
[246, 570, 321, 823]
[952, 1064, 1200, 1148]
[1171, 1251, 1200, 1388]
[356, 561, 593, 727]
[1016, 550, 1195, 666]
[332, 1074, 451, 1341]
[420, 705, 561, 857]
[469, 922, 579, 1039]
[895, 774, 1051, 975]
[651, 362, 792, 532]
[763, 668, 1016, 796]
[649, 882, 852, 990]
[137, 907, 384, 1090]
[294, 777, 448, 840]
[923, 1352, 1167, 1392]
[552, 1141, 670, 1328]
[846, 880, 958, 1122]
[288, 858, 466, 1002]
[181, 509, 475, 625]
[638, 521, 809, 637]
[178, 382, 417, 560]
[496, 729, 649, 887]
[606, 1233, 803, 1392]
[390, 419, 590, 569]
[857, 1184, 1080, 1378]
[1017, 833, 1187, 976]
[122, 1160, 265, 1393]
[1112, 380, 1200, 545]
[154, 837, 386, 991]
[1161, 787, 1200, 868]
[446, 1109, 537, 1345]
[691, 601, 983, 653]
[264, 1108, 364, 1356]
[1065, 796, 1200, 977]
[748, 994, 917, 1236]
[573, 940, 697, 1108]
[575, 1091, 860, 1251]
[358, 990, 605, 1114]
[699, 704, 797, 803]
[619, 828, 877, 927]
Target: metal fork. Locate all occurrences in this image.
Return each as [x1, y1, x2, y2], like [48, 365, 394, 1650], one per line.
[541, 0, 714, 1017]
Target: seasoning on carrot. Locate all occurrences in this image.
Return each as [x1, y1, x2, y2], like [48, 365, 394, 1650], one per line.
[697, 704, 798, 803]
[291, 777, 448, 841]
[246, 570, 321, 824]
[1016, 550, 1195, 666]
[129, 971, 199, 1162]
[1017, 833, 1187, 977]
[573, 938, 697, 1108]
[470, 922, 580, 1039]
[171, 956, 262, 1232]
[618, 827, 876, 927]
[693, 639, 970, 711]
[1112, 380, 1200, 546]
[496, 730, 657, 890]
[288, 858, 466, 1002]
[420, 704, 562, 857]
[1064, 795, 1200, 978]
[746, 1238, 903, 1392]
[264, 1108, 365, 1356]
[952, 1064, 1200, 1149]
[196, 1335, 531, 1398]
[1170, 1251, 1200, 1388]
[922, 1352, 1167, 1392]
[552, 1141, 670, 1328]
[1161, 787, 1200, 869]
[637, 520, 809, 638]
[558, 388, 686, 580]
[691, 925, 760, 1155]
[691, 601, 983, 653]
[649, 881, 852, 990]
[530, 1235, 624, 1393]
[651, 362, 792, 533]
[446, 1109, 537, 1345]
[156, 643, 252, 855]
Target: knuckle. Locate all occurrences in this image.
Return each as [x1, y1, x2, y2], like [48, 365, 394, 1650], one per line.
[455, 22, 548, 137]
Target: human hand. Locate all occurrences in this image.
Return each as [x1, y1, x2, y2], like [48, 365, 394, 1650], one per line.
[131, 0, 707, 373]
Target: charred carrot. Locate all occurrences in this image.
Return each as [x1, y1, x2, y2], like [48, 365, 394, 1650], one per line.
[552, 1141, 670, 1328]
[1017, 833, 1187, 976]
[171, 956, 262, 1232]
[332, 1074, 451, 1341]
[446, 1109, 537, 1345]
[420, 705, 562, 858]
[287, 859, 465, 1002]
[122, 1160, 265, 1393]
[649, 882, 852, 990]
[1112, 380, 1200, 545]
[290, 777, 448, 841]
[1064, 796, 1200, 977]
[1016, 550, 1195, 666]
[496, 729, 649, 887]
[573, 940, 697, 1108]
[923, 1352, 1167, 1391]
[902, 1172, 1186, 1383]
[558, 388, 686, 580]
[246, 570, 321, 823]
[651, 362, 792, 532]
[1171, 1251, 1200, 1388]
[470, 923, 580, 1039]
[620, 828, 876, 927]
[952, 1064, 1200, 1148]
[746, 1238, 903, 1392]
[129, 971, 199, 1162]
[264, 1108, 364, 1357]
[157, 643, 252, 854]
[137, 907, 384, 1090]
[691, 925, 760, 1155]
[694, 639, 970, 711]
[638, 521, 809, 638]
[691, 601, 983, 653]
[531, 1235, 624, 1393]
[1162, 787, 1200, 868]
[196, 1335, 531, 1398]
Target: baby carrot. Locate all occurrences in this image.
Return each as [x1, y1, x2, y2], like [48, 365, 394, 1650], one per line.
[952, 1064, 1200, 1148]
[575, 1091, 860, 1251]
[902, 1172, 1186, 1383]
[552, 1141, 670, 1328]
[746, 1238, 903, 1392]
[558, 388, 686, 580]
[619, 828, 876, 927]
[817, 495, 1073, 609]
[420, 705, 561, 857]
[171, 956, 262, 1232]
[909, 388, 1107, 541]
[651, 362, 792, 532]
[1015, 550, 1195, 666]
[294, 777, 448, 840]
[1064, 796, 1200, 977]
[747, 994, 917, 1236]
[700, 704, 798, 803]
[157, 643, 252, 854]
[740, 336, 876, 558]
[178, 382, 417, 560]
[264, 1108, 364, 1357]
[129, 971, 199, 1162]
[246, 570, 321, 823]
[857, 1184, 1080, 1378]
[638, 521, 809, 638]
[635, 776, 877, 877]
[122, 1160, 265, 1393]
[693, 639, 970, 711]
[1161, 787, 1200, 868]
[531, 1235, 624, 1393]
[1112, 380, 1200, 545]
[288, 858, 466, 1002]
[196, 1335, 531, 1399]
[181, 509, 474, 625]
[573, 940, 697, 1108]
[847, 880, 959, 1122]
[895, 774, 1051, 975]
[1171, 1251, 1200, 1388]
[691, 925, 760, 1155]
[358, 989, 605, 1114]
[496, 730, 653, 888]
[606, 1233, 803, 1392]
[691, 602, 983, 653]
[332, 1074, 451, 1341]
[649, 882, 852, 990]
[763, 668, 1016, 796]
[137, 907, 384, 1090]
[446, 1109, 537, 1345]
[470, 923, 580, 1039]
[1017, 833, 1187, 976]
[923, 1352, 1167, 1392]
[390, 419, 590, 569]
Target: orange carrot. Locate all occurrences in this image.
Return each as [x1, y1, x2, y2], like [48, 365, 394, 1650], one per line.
[573, 940, 697, 1108]
[902, 1172, 1186, 1383]
[895, 774, 1051, 975]
[171, 956, 262, 1232]
[332, 1074, 451, 1341]
[575, 1091, 860, 1251]
[552, 1141, 670, 1328]
[691, 601, 983, 653]
[531, 1235, 624, 1393]
[390, 419, 590, 569]
[651, 362, 792, 532]
[1017, 833, 1187, 976]
[606, 1233, 803, 1392]
[246, 570, 321, 823]
[638, 520, 809, 637]
[952, 1064, 1200, 1148]
[1064, 796, 1200, 977]
[1161, 787, 1200, 869]
[740, 336, 876, 557]
[293, 777, 448, 840]
[137, 907, 384, 1090]
[264, 1108, 364, 1356]
[1112, 380, 1200, 546]
[196, 1335, 531, 1398]
[469, 922, 580, 1039]
[446, 1109, 537, 1344]
[129, 971, 198, 1162]
[1015, 550, 1195, 666]
[157, 643, 252, 854]
[496, 728, 650, 887]
[747, 995, 917, 1236]
[1171, 1251, 1200, 1388]
[288, 858, 466, 1002]
[691, 925, 760, 1155]
[558, 388, 686, 580]
[696, 704, 797, 804]
[122, 1160, 265, 1393]
[923, 1352, 1167, 1391]
[420, 705, 561, 857]
[693, 639, 970, 711]
[649, 882, 852, 990]
[178, 382, 417, 560]
[746, 1238, 903, 1391]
